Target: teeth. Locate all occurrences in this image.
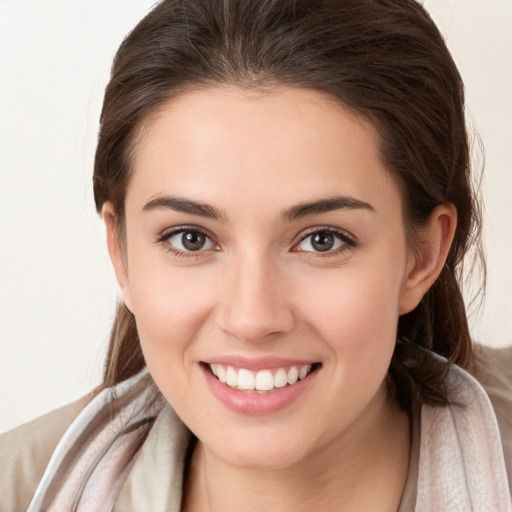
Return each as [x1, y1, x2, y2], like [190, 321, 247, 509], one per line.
[217, 365, 226, 383]
[299, 365, 310, 380]
[226, 366, 238, 387]
[287, 366, 299, 385]
[255, 370, 274, 391]
[237, 369, 255, 390]
[209, 363, 314, 392]
[274, 368, 288, 388]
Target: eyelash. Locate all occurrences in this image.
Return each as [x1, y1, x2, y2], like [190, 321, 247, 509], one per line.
[156, 225, 217, 259]
[155, 225, 357, 259]
[294, 226, 357, 257]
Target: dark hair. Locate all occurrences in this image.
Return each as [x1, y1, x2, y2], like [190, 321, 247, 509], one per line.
[93, 0, 483, 411]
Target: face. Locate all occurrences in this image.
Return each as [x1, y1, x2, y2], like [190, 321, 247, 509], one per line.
[107, 86, 429, 470]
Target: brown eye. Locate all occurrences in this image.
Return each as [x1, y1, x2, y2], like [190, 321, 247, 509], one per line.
[162, 229, 216, 254]
[182, 231, 207, 251]
[295, 228, 353, 255]
[311, 232, 335, 252]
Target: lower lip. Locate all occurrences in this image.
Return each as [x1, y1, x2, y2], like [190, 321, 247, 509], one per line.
[201, 364, 319, 415]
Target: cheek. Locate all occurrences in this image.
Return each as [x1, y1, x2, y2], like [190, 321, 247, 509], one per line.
[304, 264, 403, 344]
[126, 254, 218, 364]
[295, 264, 405, 427]
[297, 249, 407, 391]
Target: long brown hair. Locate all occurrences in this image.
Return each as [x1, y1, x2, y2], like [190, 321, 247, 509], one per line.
[93, 0, 483, 411]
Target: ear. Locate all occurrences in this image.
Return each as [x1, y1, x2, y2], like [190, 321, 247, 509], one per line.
[399, 203, 457, 315]
[102, 203, 134, 313]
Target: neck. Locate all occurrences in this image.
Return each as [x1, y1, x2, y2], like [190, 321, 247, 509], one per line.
[183, 390, 410, 512]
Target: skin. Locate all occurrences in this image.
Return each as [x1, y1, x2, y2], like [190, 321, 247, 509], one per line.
[104, 86, 456, 511]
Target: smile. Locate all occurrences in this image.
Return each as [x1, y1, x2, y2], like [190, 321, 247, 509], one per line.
[202, 360, 321, 414]
[208, 363, 317, 392]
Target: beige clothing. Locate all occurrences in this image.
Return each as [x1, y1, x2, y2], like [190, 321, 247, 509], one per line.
[0, 395, 91, 512]
[1, 345, 511, 511]
[473, 345, 512, 488]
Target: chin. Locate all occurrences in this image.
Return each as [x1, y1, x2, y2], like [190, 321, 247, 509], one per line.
[206, 429, 315, 470]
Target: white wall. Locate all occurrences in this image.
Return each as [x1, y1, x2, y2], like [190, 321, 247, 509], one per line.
[1, 0, 511, 433]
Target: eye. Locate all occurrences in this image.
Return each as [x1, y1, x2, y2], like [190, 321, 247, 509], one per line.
[294, 228, 355, 254]
[157, 227, 217, 255]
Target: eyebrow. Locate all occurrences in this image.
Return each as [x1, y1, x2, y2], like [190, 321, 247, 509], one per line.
[142, 194, 374, 222]
[143, 196, 228, 222]
[282, 196, 375, 222]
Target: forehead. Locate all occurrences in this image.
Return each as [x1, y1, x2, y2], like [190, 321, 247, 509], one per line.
[127, 86, 401, 217]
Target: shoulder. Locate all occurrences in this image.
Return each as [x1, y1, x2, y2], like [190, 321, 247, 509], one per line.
[0, 395, 91, 512]
[472, 343, 512, 487]
[473, 343, 512, 414]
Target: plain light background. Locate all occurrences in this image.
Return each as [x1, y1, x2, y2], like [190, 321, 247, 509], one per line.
[1, 0, 511, 434]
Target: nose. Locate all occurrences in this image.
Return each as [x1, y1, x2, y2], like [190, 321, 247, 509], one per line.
[215, 252, 295, 343]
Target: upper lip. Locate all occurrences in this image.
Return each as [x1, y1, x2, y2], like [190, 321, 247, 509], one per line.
[203, 355, 318, 371]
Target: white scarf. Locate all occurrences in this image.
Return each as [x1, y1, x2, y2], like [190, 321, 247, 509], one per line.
[27, 359, 512, 511]
[416, 361, 511, 511]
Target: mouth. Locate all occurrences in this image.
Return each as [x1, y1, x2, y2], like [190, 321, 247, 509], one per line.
[202, 362, 322, 393]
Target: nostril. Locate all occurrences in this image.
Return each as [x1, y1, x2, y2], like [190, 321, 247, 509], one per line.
[216, 310, 296, 344]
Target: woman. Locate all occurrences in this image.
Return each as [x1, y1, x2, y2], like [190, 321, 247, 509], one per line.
[1, 0, 511, 510]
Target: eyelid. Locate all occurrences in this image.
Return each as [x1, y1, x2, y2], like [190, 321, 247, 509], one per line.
[157, 224, 215, 240]
[292, 226, 357, 254]
[156, 224, 219, 257]
[155, 224, 357, 258]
